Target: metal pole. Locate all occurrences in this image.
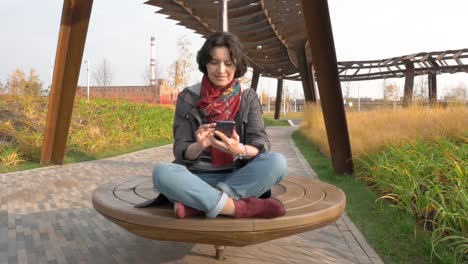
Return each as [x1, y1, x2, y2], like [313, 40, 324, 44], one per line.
[357, 82, 360, 112]
[295, 93, 297, 112]
[282, 86, 286, 117]
[86, 59, 90, 101]
[268, 94, 270, 112]
[217, 0, 228, 32]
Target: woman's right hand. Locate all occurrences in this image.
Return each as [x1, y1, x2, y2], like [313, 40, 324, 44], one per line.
[195, 123, 216, 149]
[184, 123, 216, 160]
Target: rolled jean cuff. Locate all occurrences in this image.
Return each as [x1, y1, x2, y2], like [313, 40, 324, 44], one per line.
[206, 192, 228, 218]
[216, 182, 240, 200]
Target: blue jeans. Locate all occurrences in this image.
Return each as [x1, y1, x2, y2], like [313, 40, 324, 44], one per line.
[152, 152, 287, 218]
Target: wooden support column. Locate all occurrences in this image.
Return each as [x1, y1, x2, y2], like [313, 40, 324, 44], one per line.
[428, 72, 437, 108]
[41, 0, 93, 165]
[301, 0, 353, 175]
[308, 65, 318, 103]
[403, 61, 415, 108]
[274, 78, 283, 120]
[217, 0, 228, 32]
[305, 42, 318, 103]
[295, 42, 316, 103]
[251, 68, 260, 91]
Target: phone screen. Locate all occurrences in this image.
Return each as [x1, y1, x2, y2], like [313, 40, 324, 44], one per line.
[215, 121, 235, 138]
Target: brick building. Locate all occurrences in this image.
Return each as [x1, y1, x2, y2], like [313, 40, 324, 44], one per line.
[76, 79, 178, 105]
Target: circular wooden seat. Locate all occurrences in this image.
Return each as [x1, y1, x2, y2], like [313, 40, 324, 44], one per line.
[92, 175, 345, 249]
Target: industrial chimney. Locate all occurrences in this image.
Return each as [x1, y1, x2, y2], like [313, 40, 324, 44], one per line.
[150, 36, 156, 86]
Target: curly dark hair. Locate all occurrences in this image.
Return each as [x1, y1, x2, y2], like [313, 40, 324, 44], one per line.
[196, 32, 247, 78]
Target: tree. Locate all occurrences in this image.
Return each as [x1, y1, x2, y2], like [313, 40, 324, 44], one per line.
[0, 79, 5, 94]
[383, 82, 399, 102]
[168, 35, 194, 91]
[342, 81, 351, 99]
[414, 76, 428, 101]
[93, 58, 113, 86]
[444, 82, 467, 102]
[5, 68, 43, 96]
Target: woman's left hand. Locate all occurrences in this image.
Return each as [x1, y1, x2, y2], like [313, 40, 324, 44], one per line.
[210, 129, 244, 156]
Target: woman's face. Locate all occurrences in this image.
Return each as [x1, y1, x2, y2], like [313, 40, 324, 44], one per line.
[206, 46, 236, 89]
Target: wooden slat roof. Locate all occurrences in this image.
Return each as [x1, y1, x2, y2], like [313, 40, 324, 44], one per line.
[145, 0, 307, 79]
[145, 1, 468, 82]
[338, 48, 468, 81]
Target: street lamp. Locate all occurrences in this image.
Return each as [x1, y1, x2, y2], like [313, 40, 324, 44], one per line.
[357, 81, 361, 112]
[84, 59, 90, 101]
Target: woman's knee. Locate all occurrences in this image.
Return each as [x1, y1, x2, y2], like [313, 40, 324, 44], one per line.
[152, 163, 178, 190]
[263, 152, 287, 170]
[261, 152, 287, 181]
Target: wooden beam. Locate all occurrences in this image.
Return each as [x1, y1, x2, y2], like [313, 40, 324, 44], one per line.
[274, 78, 283, 120]
[295, 42, 315, 103]
[305, 42, 318, 103]
[251, 68, 260, 91]
[41, 0, 93, 165]
[428, 72, 437, 108]
[403, 61, 415, 108]
[308, 65, 318, 103]
[301, 0, 353, 175]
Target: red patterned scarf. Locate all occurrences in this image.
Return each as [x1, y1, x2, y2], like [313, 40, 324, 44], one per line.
[196, 75, 242, 167]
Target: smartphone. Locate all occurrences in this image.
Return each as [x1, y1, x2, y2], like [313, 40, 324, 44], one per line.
[215, 121, 236, 139]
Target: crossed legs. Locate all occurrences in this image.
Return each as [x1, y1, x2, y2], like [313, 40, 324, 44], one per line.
[152, 152, 287, 218]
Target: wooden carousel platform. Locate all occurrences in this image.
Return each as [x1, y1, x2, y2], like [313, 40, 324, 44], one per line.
[92, 175, 346, 259]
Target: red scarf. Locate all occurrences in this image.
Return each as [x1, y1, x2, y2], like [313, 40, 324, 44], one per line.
[196, 75, 242, 167]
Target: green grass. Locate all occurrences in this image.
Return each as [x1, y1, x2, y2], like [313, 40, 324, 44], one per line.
[0, 161, 41, 174]
[357, 138, 467, 261]
[63, 138, 173, 164]
[291, 130, 457, 264]
[263, 111, 304, 120]
[263, 117, 290, 126]
[0, 138, 173, 174]
[0, 96, 175, 173]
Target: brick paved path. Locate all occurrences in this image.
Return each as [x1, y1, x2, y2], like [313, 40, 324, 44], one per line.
[0, 127, 383, 264]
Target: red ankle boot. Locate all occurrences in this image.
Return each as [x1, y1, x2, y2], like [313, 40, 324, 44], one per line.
[234, 197, 286, 219]
[174, 202, 204, 219]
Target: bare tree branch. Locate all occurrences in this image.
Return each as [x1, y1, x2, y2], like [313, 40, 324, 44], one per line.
[93, 58, 113, 86]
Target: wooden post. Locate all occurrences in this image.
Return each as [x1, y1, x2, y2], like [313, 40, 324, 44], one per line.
[274, 78, 283, 120]
[41, 0, 93, 165]
[308, 64, 318, 103]
[251, 68, 260, 91]
[304, 41, 318, 103]
[403, 61, 415, 108]
[295, 42, 316, 103]
[214, 245, 225, 260]
[217, 0, 228, 32]
[428, 72, 437, 108]
[300, 0, 353, 175]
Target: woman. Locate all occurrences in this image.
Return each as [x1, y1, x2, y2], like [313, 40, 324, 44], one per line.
[152, 32, 287, 219]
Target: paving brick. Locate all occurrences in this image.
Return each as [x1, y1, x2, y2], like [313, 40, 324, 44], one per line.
[0, 127, 384, 263]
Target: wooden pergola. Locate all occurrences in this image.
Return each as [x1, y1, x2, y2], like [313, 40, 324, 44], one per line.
[337, 49, 468, 107]
[41, 0, 355, 174]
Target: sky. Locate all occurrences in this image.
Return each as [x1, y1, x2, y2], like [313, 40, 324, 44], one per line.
[1, 0, 467, 99]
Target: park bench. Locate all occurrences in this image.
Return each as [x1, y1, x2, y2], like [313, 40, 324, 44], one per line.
[92, 175, 345, 260]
